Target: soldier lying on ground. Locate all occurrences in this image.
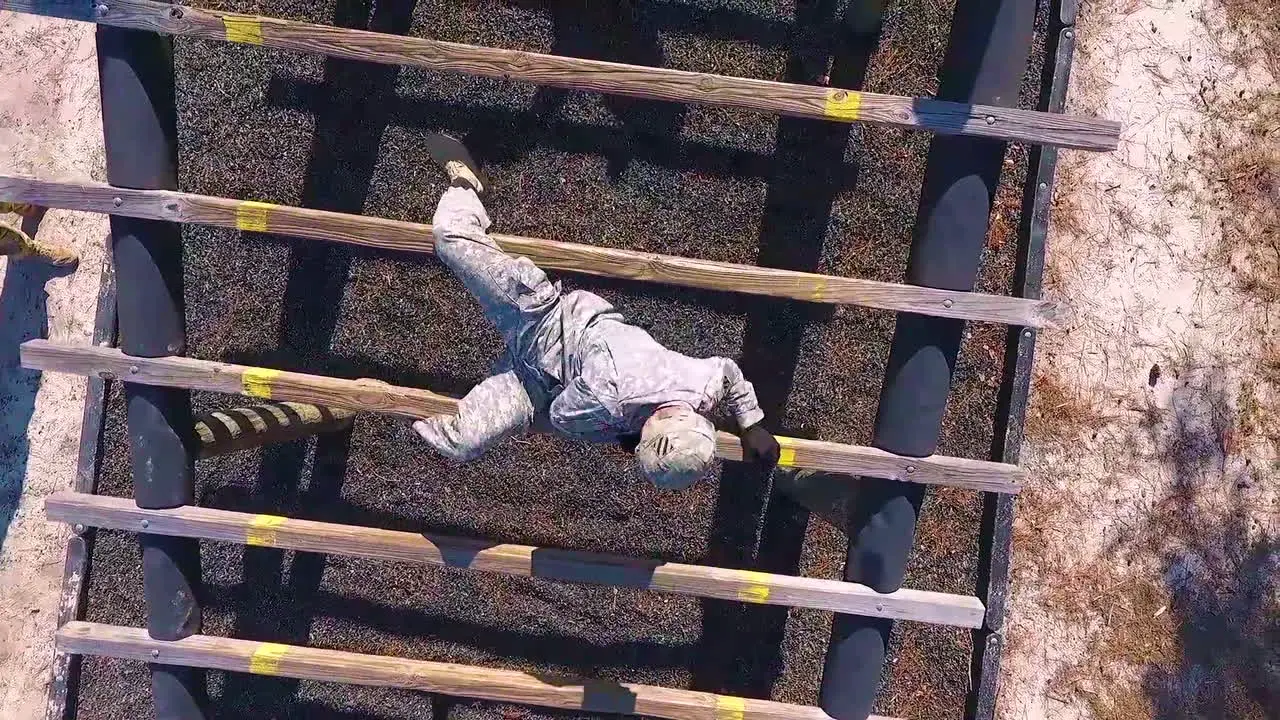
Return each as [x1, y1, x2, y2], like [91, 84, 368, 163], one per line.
[412, 135, 780, 490]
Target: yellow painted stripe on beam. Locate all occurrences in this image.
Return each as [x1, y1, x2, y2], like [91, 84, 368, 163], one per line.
[223, 14, 265, 45]
[246, 514, 287, 547]
[824, 89, 862, 121]
[235, 200, 274, 232]
[736, 571, 772, 604]
[810, 275, 828, 302]
[248, 642, 289, 675]
[241, 368, 281, 399]
[776, 436, 797, 468]
[715, 695, 747, 720]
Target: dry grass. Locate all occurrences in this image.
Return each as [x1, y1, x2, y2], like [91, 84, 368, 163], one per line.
[1025, 371, 1111, 445]
[1217, 0, 1280, 76]
[1181, 0, 1280, 307]
[986, 157, 1023, 254]
[1238, 360, 1279, 452]
[1045, 151, 1089, 249]
[1190, 95, 1280, 305]
[1030, 355, 1278, 720]
[1010, 2, 1280, 718]
[1192, 0, 1280, 451]
[1042, 568, 1178, 720]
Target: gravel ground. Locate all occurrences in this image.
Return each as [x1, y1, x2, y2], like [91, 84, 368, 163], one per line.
[76, 0, 1046, 718]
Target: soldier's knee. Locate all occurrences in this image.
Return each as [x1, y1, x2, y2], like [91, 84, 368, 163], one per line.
[439, 441, 485, 463]
[434, 224, 487, 272]
[433, 225, 462, 260]
[415, 416, 487, 463]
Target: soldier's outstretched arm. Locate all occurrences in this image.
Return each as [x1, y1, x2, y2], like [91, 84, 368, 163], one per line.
[712, 358, 779, 471]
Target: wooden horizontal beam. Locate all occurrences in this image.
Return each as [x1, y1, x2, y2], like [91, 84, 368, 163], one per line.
[57, 621, 901, 720]
[6, 0, 1119, 150]
[46, 492, 985, 627]
[0, 175, 1060, 327]
[22, 340, 1025, 494]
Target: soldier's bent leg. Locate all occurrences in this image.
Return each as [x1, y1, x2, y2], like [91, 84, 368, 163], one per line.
[0, 202, 39, 216]
[432, 187, 559, 358]
[413, 364, 536, 462]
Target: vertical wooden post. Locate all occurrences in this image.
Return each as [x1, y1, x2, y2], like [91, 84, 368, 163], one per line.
[96, 16, 208, 719]
[818, 0, 1035, 717]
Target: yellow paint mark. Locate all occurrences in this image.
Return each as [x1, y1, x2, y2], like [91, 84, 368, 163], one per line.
[776, 436, 797, 468]
[235, 200, 274, 232]
[246, 514, 287, 547]
[736, 571, 772, 604]
[823, 89, 862, 121]
[810, 275, 828, 302]
[248, 642, 289, 675]
[715, 695, 747, 720]
[223, 14, 264, 45]
[242, 368, 280, 399]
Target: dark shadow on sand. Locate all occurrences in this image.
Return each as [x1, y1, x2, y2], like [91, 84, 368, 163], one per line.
[1131, 368, 1279, 718]
[0, 214, 76, 553]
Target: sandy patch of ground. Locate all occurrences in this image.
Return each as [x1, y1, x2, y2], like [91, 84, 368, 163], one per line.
[0, 12, 105, 718]
[998, 0, 1277, 718]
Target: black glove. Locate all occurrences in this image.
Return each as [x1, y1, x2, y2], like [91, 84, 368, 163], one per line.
[740, 423, 780, 471]
[618, 433, 642, 454]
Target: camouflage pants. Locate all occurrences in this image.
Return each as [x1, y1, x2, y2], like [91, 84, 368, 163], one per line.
[0, 226, 30, 256]
[431, 187, 564, 372]
[416, 187, 563, 460]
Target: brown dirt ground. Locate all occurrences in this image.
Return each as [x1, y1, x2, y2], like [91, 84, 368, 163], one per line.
[997, 0, 1278, 717]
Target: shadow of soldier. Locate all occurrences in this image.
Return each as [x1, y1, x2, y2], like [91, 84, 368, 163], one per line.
[0, 249, 75, 552]
[1136, 367, 1279, 718]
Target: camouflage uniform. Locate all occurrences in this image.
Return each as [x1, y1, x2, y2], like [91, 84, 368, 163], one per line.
[417, 186, 764, 461]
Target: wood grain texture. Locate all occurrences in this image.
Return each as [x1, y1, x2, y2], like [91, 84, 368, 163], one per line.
[3, 0, 1119, 150]
[20, 339, 458, 414]
[22, 340, 1024, 493]
[43, 252, 117, 720]
[0, 175, 1062, 327]
[46, 492, 986, 627]
[56, 621, 901, 720]
[45, 536, 88, 720]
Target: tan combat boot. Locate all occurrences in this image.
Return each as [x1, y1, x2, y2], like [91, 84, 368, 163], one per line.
[0, 222, 79, 266]
[0, 201, 39, 217]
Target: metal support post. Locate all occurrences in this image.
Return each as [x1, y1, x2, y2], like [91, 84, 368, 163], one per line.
[97, 20, 208, 719]
[818, 0, 1035, 717]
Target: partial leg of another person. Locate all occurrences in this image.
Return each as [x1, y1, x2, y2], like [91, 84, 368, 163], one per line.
[416, 134, 560, 460]
[0, 203, 77, 266]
